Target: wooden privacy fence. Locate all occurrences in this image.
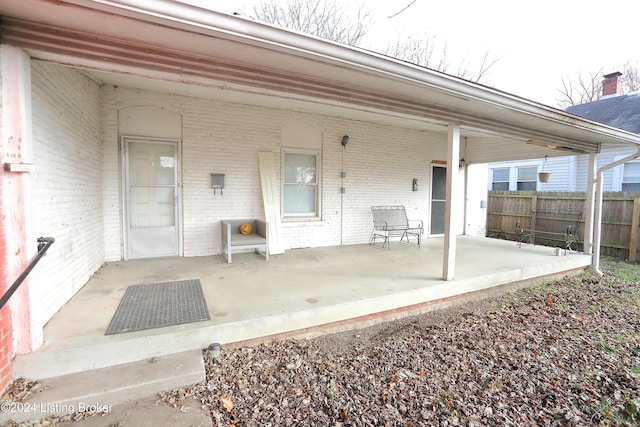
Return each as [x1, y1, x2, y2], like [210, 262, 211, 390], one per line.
[487, 191, 640, 261]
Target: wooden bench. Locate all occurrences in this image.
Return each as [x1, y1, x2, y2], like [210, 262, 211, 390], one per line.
[221, 219, 269, 263]
[369, 206, 423, 249]
[516, 210, 581, 254]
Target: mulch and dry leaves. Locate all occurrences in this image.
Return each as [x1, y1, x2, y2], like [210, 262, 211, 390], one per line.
[159, 257, 640, 426]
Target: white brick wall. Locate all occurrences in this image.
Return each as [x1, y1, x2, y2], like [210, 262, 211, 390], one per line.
[99, 86, 459, 257]
[24, 62, 475, 338]
[29, 62, 104, 331]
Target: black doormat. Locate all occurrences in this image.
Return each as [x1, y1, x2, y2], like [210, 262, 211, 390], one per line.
[105, 279, 210, 335]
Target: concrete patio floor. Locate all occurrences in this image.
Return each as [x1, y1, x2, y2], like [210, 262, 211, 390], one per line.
[15, 236, 591, 380]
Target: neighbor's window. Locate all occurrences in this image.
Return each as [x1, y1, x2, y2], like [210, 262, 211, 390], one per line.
[283, 149, 320, 218]
[517, 166, 537, 190]
[622, 161, 640, 191]
[491, 168, 509, 190]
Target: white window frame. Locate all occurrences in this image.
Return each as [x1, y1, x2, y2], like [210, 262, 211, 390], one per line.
[490, 168, 510, 190]
[516, 166, 538, 191]
[281, 148, 321, 220]
[621, 160, 640, 191]
[489, 163, 541, 191]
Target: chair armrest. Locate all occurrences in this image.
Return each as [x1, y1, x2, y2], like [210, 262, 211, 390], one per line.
[373, 220, 389, 231]
[256, 219, 268, 239]
[407, 219, 424, 230]
[221, 221, 231, 244]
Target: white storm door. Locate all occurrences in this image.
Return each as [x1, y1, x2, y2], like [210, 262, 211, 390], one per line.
[125, 138, 180, 259]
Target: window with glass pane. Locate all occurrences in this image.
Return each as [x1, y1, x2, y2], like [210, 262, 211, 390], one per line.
[622, 162, 640, 191]
[517, 166, 537, 190]
[492, 168, 509, 190]
[284, 152, 318, 216]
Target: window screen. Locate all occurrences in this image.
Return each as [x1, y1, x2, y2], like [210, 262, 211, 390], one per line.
[517, 166, 537, 190]
[283, 152, 318, 216]
[492, 168, 509, 190]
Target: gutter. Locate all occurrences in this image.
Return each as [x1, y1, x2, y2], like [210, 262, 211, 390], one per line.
[592, 146, 640, 275]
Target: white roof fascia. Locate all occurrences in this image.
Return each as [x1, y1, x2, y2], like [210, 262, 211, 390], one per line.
[71, 0, 640, 147]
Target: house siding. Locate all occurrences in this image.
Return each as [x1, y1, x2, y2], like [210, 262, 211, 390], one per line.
[489, 154, 625, 192]
[540, 156, 574, 191]
[29, 62, 104, 334]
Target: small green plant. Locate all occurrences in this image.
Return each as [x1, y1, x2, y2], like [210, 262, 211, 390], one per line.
[598, 340, 620, 355]
[538, 281, 552, 291]
[325, 379, 336, 399]
[621, 397, 640, 423]
[614, 334, 630, 344]
[530, 281, 552, 294]
[591, 399, 613, 419]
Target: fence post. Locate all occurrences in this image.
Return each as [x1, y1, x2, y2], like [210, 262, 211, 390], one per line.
[530, 195, 538, 237]
[630, 198, 640, 262]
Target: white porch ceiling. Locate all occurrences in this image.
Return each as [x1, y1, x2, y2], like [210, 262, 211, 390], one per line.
[2, 0, 640, 164]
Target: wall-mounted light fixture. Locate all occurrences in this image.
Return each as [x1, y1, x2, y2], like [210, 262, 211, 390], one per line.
[458, 158, 466, 169]
[341, 135, 349, 148]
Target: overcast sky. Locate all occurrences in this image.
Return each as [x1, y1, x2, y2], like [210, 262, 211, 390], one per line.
[184, 0, 640, 108]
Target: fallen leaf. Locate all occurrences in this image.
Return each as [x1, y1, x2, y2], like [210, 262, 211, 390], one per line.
[220, 396, 234, 412]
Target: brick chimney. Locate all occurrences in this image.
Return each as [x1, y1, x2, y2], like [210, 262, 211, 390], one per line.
[602, 71, 623, 97]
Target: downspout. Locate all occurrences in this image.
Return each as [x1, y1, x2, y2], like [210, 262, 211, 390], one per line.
[592, 146, 640, 275]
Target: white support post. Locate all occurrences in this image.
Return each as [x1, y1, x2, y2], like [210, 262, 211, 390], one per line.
[583, 153, 597, 255]
[442, 123, 460, 281]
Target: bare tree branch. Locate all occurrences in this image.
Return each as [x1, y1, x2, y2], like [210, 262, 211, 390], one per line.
[473, 51, 502, 84]
[251, 0, 499, 83]
[384, 32, 500, 83]
[556, 67, 613, 108]
[556, 61, 640, 108]
[251, 0, 372, 46]
[388, 0, 417, 19]
[622, 60, 640, 93]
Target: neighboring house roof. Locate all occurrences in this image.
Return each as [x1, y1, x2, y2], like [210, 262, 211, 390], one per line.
[566, 93, 640, 134]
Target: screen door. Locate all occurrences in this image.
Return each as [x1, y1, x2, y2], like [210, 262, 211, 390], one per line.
[430, 165, 446, 235]
[124, 138, 179, 259]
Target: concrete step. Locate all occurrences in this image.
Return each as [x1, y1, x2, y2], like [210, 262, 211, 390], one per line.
[0, 350, 205, 425]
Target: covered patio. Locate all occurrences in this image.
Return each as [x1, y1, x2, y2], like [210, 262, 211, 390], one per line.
[2, 0, 640, 409]
[14, 236, 590, 380]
